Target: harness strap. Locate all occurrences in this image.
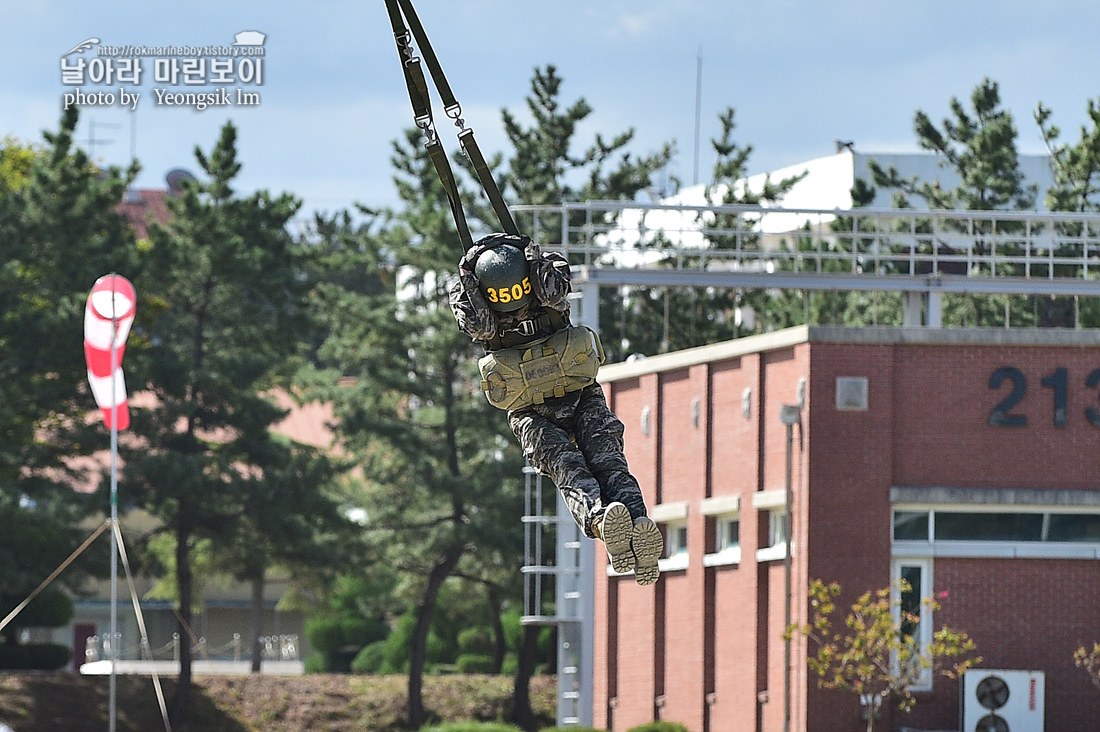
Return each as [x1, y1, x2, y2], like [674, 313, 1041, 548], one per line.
[384, 0, 518, 249]
[384, 0, 474, 250]
[484, 309, 568, 351]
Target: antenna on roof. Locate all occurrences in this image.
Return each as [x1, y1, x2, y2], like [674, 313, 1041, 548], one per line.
[82, 119, 120, 161]
[693, 45, 703, 186]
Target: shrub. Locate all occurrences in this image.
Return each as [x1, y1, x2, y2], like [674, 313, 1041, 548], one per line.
[306, 615, 389, 673]
[625, 723, 690, 732]
[458, 627, 493, 655]
[351, 640, 387, 674]
[302, 651, 327, 674]
[0, 642, 71, 670]
[304, 616, 344, 655]
[380, 612, 416, 674]
[418, 723, 522, 732]
[455, 653, 494, 674]
[538, 726, 606, 732]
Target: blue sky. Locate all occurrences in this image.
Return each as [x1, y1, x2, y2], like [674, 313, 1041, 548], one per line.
[3, 1, 1099, 221]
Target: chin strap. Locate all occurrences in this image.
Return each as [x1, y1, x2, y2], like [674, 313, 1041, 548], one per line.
[384, 0, 519, 253]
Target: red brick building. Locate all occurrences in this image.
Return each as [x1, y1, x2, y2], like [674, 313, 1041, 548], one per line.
[592, 325, 1100, 732]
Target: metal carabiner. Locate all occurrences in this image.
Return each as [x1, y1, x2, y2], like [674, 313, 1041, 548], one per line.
[414, 115, 437, 144]
[444, 103, 467, 134]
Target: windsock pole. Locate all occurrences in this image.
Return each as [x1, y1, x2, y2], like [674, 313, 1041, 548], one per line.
[109, 298, 119, 732]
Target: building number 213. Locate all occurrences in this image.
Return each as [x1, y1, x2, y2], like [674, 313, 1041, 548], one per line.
[988, 366, 1100, 428]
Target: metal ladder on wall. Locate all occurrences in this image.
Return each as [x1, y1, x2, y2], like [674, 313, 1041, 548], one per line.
[522, 465, 595, 727]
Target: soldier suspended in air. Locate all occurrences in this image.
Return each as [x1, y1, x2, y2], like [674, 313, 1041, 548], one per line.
[450, 234, 663, 585]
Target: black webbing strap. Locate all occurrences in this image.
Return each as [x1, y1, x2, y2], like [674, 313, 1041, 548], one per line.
[459, 128, 519, 241]
[384, 0, 519, 249]
[483, 309, 568, 352]
[384, 0, 473, 250]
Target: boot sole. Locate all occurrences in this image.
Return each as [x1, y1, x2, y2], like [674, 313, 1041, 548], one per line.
[601, 503, 635, 574]
[631, 518, 663, 586]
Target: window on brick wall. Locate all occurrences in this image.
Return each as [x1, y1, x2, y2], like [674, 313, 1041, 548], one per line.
[702, 495, 741, 567]
[753, 489, 788, 562]
[659, 519, 689, 572]
[769, 510, 787, 546]
[752, 508, 788, 562]
[893, 507, 1100, 557]
[651, 501, 690, 573]
[892, 558, 934, 690]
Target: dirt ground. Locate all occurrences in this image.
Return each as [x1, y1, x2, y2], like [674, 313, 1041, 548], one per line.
[0, 672, 558, 732]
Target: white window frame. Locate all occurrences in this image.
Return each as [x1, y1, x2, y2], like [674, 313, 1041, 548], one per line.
[652, 501, 690, 573]
[892, 504, 1100, 559]
[753, 489, 788, 562]
[892, 557, 934, 691]
[659, 519, 690, 572]
[702, 495, 741, 567]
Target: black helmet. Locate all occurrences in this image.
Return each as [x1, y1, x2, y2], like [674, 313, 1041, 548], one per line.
[474, 245, 533, 312]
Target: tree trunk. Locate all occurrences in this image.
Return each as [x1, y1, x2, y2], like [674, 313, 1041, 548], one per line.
[407, 539, 465, 730]
[169, 513, 193, 730]
[510, 624, 541, 732]
[250, 574, 264, 672]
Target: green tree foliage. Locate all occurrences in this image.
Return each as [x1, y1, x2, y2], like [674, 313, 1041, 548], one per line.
[1036, 99, 1100, 213]
[0, 136, 36, 193]
[309, 571, 399, 673]
[867, 78, 1043, 327]
[0, 587, 74, 670]
[1035, 99, 1100, 327]
[306, 116, 526, 728]
[870, 78, 1035, 211]
[789, 579, 979, 732]
[497, 65, 674, 362]
[0, 110, 138, 628]
[0, 587, 73, 645]
[501, 65, 673, 210]
[119, 121, 335, 728]
[623, 108, 804, 353]
[624, 723, 690, 732]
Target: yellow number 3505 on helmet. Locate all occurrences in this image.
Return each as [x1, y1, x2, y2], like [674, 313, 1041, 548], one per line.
[475, 245, 534, 312]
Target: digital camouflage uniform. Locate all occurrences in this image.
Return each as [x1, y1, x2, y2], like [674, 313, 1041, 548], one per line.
[448, 234, 648, 539]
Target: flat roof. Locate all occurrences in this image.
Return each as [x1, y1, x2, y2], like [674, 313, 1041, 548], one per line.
[598, 325, 1100, 383]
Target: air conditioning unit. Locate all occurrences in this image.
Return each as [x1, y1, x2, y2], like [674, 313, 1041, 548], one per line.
[961, 669, 1044, 732]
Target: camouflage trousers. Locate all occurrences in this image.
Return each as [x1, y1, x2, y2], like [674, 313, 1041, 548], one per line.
[508, 383, 647, 538]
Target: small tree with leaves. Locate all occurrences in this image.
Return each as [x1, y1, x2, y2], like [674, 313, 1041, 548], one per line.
[788, 579, 979, 732]
[1074, 642, 1100, 693]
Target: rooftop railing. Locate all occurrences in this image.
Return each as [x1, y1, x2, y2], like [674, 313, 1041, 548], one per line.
[512, 202, 1100, 295]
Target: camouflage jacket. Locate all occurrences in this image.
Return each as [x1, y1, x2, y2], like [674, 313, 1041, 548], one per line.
[449, 233, 572, 351]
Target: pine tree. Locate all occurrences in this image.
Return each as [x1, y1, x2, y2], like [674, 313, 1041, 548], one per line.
[305, 122, 526, 729]
[0, 109, 139, 628]
[619, 108, 804, 350]
[120, 122, 316, 727]
[1035, 98, 1100, 326]
[868, 78, 1040, 327]
[499, 65, 674, 361]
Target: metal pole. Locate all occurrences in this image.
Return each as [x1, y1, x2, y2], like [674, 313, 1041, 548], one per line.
[779, 404, 801, 732]
[109, 299, 119, 732]
[693, 46, 703, 187]
[783, 418, 792, 732]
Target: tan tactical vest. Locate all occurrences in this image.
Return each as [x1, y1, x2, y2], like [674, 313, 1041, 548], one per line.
[478, 326, 605, 411]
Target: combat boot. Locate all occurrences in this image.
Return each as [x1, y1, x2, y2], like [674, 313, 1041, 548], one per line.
[631, 517, 663, 586]
[597, 502, 635, 574]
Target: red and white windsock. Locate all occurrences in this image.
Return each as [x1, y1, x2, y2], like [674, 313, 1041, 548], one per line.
[84, 274, 136, 430]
